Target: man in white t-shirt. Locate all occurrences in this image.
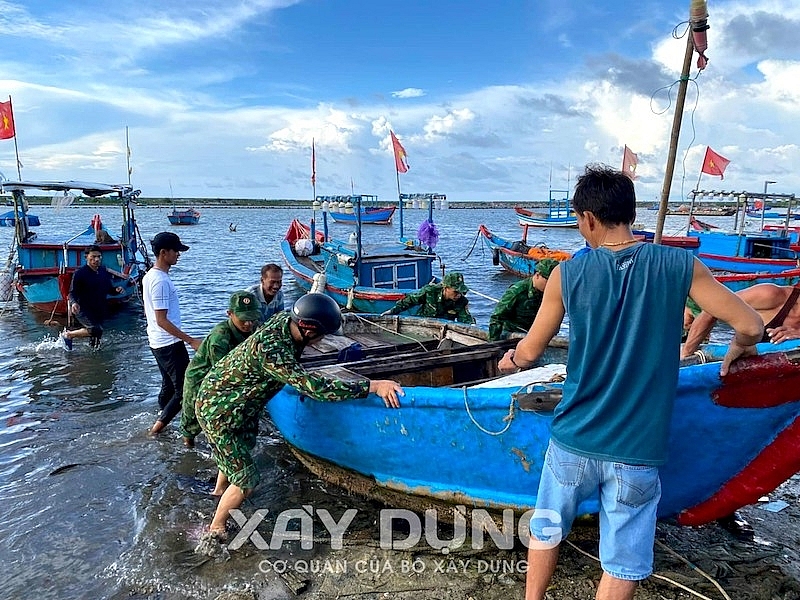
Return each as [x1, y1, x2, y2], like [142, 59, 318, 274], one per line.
[142, 232, 202, 435]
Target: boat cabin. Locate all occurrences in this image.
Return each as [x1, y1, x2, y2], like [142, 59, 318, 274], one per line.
[320, 240, 435, 291]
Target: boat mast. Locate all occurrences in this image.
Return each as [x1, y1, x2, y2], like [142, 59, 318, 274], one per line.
[396, 168, 404, 240]
[125, 126, 132, 185]
[654, 28, 695, 244]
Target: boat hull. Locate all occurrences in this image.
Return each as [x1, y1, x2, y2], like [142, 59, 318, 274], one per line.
[268, 340, 800, 525]
[167, 208, 201, 225]
[329, 207, 396, 225]
[515, 206, 577, 228]
[478, 225, 571, 278]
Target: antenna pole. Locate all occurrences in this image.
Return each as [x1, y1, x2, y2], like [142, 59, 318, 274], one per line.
[655, 32, 694, 244]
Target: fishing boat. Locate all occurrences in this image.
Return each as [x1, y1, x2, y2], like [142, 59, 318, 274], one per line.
[0, 210, 40, 227]
[2, 180, 151, 316]
[325, 195, 396, 225]
[688, 217, 800, 274]
[515, 190, 577, 228]
[478, 225, 572, 278]
[300, 312, 567, 367]
[167, 207, 201, 225]
[268, 336, 800, 526]
[667, 204, 736, 217]
[281, 209, 439, 314]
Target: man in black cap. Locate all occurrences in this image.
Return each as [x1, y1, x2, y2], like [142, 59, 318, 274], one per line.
[142, 232, 202, 435]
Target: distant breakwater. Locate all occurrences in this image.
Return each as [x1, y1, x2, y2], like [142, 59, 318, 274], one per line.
[20, 197, 747, 210]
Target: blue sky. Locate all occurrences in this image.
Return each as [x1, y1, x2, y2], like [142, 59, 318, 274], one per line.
[0, 0, 798, 202]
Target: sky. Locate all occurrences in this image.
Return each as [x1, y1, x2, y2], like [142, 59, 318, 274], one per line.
[0, 0, 798, 202]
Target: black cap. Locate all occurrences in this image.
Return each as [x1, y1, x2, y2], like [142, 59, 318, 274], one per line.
[151, 231, 189, 253]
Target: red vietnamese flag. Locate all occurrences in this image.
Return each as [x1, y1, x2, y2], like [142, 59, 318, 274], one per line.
[0, 99, 15, 140]
[701, 146, 730, 179]
[390, 130, 409, 173]
[621, 145, 638, 180]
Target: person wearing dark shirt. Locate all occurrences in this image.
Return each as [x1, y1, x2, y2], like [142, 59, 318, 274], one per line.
[62, 245, 125, 349]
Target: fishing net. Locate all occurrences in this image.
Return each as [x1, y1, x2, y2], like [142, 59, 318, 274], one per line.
[417, 219, 439, 249]
[51, 191, 76, 211]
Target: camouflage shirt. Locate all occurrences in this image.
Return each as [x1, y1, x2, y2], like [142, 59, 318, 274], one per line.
[387, 283, 475, 324]
[179, 318, 252, 439]
[196, 312, 370, 437]
[488, 277, 543, 340]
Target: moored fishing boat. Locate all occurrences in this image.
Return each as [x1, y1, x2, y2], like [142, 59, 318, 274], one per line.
[324, 195, 396, 225]
[515, 190, 577, 228]
[268, 337, 800, 525]
[2, 180, 151, 316]
[167, 207, 201, 225]
[688, 222, 799, 274]
[0, 210, 40, 227]
[281, 214, 440, 314]
[478, 225, 572, 278]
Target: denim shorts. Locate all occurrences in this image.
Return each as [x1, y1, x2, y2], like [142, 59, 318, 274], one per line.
[530, 441, 661, 581]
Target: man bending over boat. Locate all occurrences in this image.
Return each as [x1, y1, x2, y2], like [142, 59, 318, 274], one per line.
[62, 244, 126, 350]
[682, 283, 800, 357]
[179, 291, 262, 449]
[498, 164, 763, 600]
[381, 271, 475, 324]
[488, 258, 557, 341]
[193, 293, 403, 555]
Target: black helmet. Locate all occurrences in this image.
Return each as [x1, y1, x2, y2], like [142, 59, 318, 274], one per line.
[291, 293, 342, 335]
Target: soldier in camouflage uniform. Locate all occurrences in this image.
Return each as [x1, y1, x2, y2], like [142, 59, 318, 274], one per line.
[488, 258, 558, 340]
[195, 294, 403, 549]
[179, 291, 262, 448]
[382, 271, 475, 324]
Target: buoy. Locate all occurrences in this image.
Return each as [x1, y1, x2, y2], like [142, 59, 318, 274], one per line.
[311, 272, 327, 294]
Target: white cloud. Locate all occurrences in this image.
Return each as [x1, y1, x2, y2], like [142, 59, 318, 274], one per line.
[391, 88, 425, 99]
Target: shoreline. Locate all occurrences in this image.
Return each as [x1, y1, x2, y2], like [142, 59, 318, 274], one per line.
[17, 198, 747, 211]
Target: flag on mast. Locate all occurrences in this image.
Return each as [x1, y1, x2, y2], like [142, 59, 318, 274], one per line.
[311, 139, 316, 185]
[0, 99, 16, 140]
[390, 130, 409, 173]
[622, 145, 639, 180]
[700, 146, 730, 179]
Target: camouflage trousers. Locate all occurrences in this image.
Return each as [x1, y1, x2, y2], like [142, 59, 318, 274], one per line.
[196, 408, 261, 490]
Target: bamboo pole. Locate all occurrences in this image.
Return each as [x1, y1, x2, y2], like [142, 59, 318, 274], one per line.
[654, 32, 695, 244]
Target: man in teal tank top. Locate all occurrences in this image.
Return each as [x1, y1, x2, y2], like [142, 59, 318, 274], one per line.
[498, 165, 763, 600]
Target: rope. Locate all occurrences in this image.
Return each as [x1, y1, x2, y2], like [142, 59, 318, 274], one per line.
[467, 288, 500, 303]
[458, 228, 482, 262]
[655, 539, 732, 600]
[564, 539, 728, 600]
[462, 386, 515, 435]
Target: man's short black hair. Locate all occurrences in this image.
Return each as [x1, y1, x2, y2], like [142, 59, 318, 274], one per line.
[572, 164, 636, 226]
[85, 244, 103, 255]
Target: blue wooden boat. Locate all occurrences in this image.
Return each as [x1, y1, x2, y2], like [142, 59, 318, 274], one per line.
[0, 210, 40, 227]
[167, 207, 201, 225]
[281, 214, 438, 314]
[324, 195, 396, 225]
[478, 225, 572, 278]
[687, 218, 799, 274]
[515, 190, 577, 228]
[3, 180, 151, 316]
[268, 335, 800, 526]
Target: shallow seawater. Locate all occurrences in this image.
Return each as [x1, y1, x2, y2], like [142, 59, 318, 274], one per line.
[1, 205, 791, 598]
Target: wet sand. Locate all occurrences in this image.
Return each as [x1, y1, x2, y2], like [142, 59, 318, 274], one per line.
[120, 473, 800, 600]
